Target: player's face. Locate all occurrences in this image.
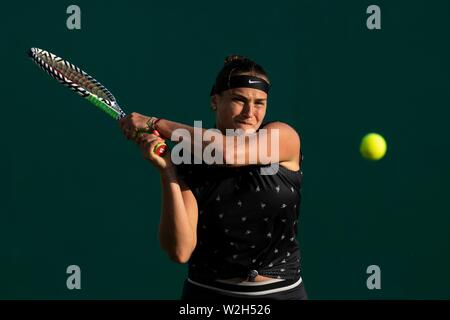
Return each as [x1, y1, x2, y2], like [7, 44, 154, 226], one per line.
[212, 87, 268, 134]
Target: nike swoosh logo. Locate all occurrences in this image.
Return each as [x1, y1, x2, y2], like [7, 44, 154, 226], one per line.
[248, 80, 261, 84]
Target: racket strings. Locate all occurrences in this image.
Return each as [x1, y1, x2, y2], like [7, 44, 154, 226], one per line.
[33, 49, 116, 103]
[30, 48, 126, 118]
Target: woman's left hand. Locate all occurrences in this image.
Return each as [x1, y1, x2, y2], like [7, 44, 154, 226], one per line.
[119, 112, 152, 141]
[136, 132, 172, 171]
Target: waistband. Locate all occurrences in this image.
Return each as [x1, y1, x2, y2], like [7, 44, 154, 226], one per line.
[187, 277, 302, 297]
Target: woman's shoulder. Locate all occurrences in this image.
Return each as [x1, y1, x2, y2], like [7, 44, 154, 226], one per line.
[260, 120, 300, 133]
[260, 120, 301, 149]
[259, 120, 302, 171]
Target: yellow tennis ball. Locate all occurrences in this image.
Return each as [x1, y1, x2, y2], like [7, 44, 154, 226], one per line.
[360, 133, 387, 160]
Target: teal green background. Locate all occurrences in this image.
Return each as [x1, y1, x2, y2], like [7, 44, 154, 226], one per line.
[1, 0, 450, 299]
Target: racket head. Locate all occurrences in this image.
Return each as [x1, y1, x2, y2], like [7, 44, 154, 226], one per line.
[28, 47, 126, 120]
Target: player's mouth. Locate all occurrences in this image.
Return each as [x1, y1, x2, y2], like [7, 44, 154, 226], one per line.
[235, 120, 253, 126]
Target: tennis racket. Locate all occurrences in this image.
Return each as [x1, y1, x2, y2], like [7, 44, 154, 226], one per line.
[28, 47, 167, 156]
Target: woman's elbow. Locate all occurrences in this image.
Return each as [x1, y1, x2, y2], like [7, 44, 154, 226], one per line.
[169, 252, 191, 264]
[160, 239, 196, 264]
[168, 247, 195, 264]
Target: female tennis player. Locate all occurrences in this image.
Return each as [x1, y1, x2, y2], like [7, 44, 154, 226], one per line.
[119, 55, 307, 300]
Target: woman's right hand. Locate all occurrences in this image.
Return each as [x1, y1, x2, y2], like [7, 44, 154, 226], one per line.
[118, 112, 153, 140]
[136, 132, 173, 172]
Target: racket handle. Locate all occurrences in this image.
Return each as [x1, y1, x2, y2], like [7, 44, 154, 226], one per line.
[152, 130, 168, 156]
[153, 142, 168, 156]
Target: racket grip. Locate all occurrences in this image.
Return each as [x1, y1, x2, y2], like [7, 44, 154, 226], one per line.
[152, 130, 168, 156]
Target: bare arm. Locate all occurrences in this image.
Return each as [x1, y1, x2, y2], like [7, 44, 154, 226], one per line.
[118, 115, 199, 264]
[158, 167, 198, 264]
[120, 113, 300, 168]
[155, 119, 300, 169]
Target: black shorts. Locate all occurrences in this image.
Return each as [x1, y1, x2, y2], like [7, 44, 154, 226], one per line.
[181, 278, 308, 301]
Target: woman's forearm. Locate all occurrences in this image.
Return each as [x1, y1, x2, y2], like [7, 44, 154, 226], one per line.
[155, 119, 292, 167]
[155, 118, 213, 150]
[154, 118, 233, 164]
[158, 168, 196, 263]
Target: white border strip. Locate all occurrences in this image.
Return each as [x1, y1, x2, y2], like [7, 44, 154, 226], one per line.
[187, 277, 302, 297]
[216, 278, 285, 286]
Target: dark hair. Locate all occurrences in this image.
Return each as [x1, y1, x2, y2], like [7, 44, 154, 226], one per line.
[213, 55, 270, 95]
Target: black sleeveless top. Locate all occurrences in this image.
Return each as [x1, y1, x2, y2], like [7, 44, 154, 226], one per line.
[176, 122, 304, 283]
